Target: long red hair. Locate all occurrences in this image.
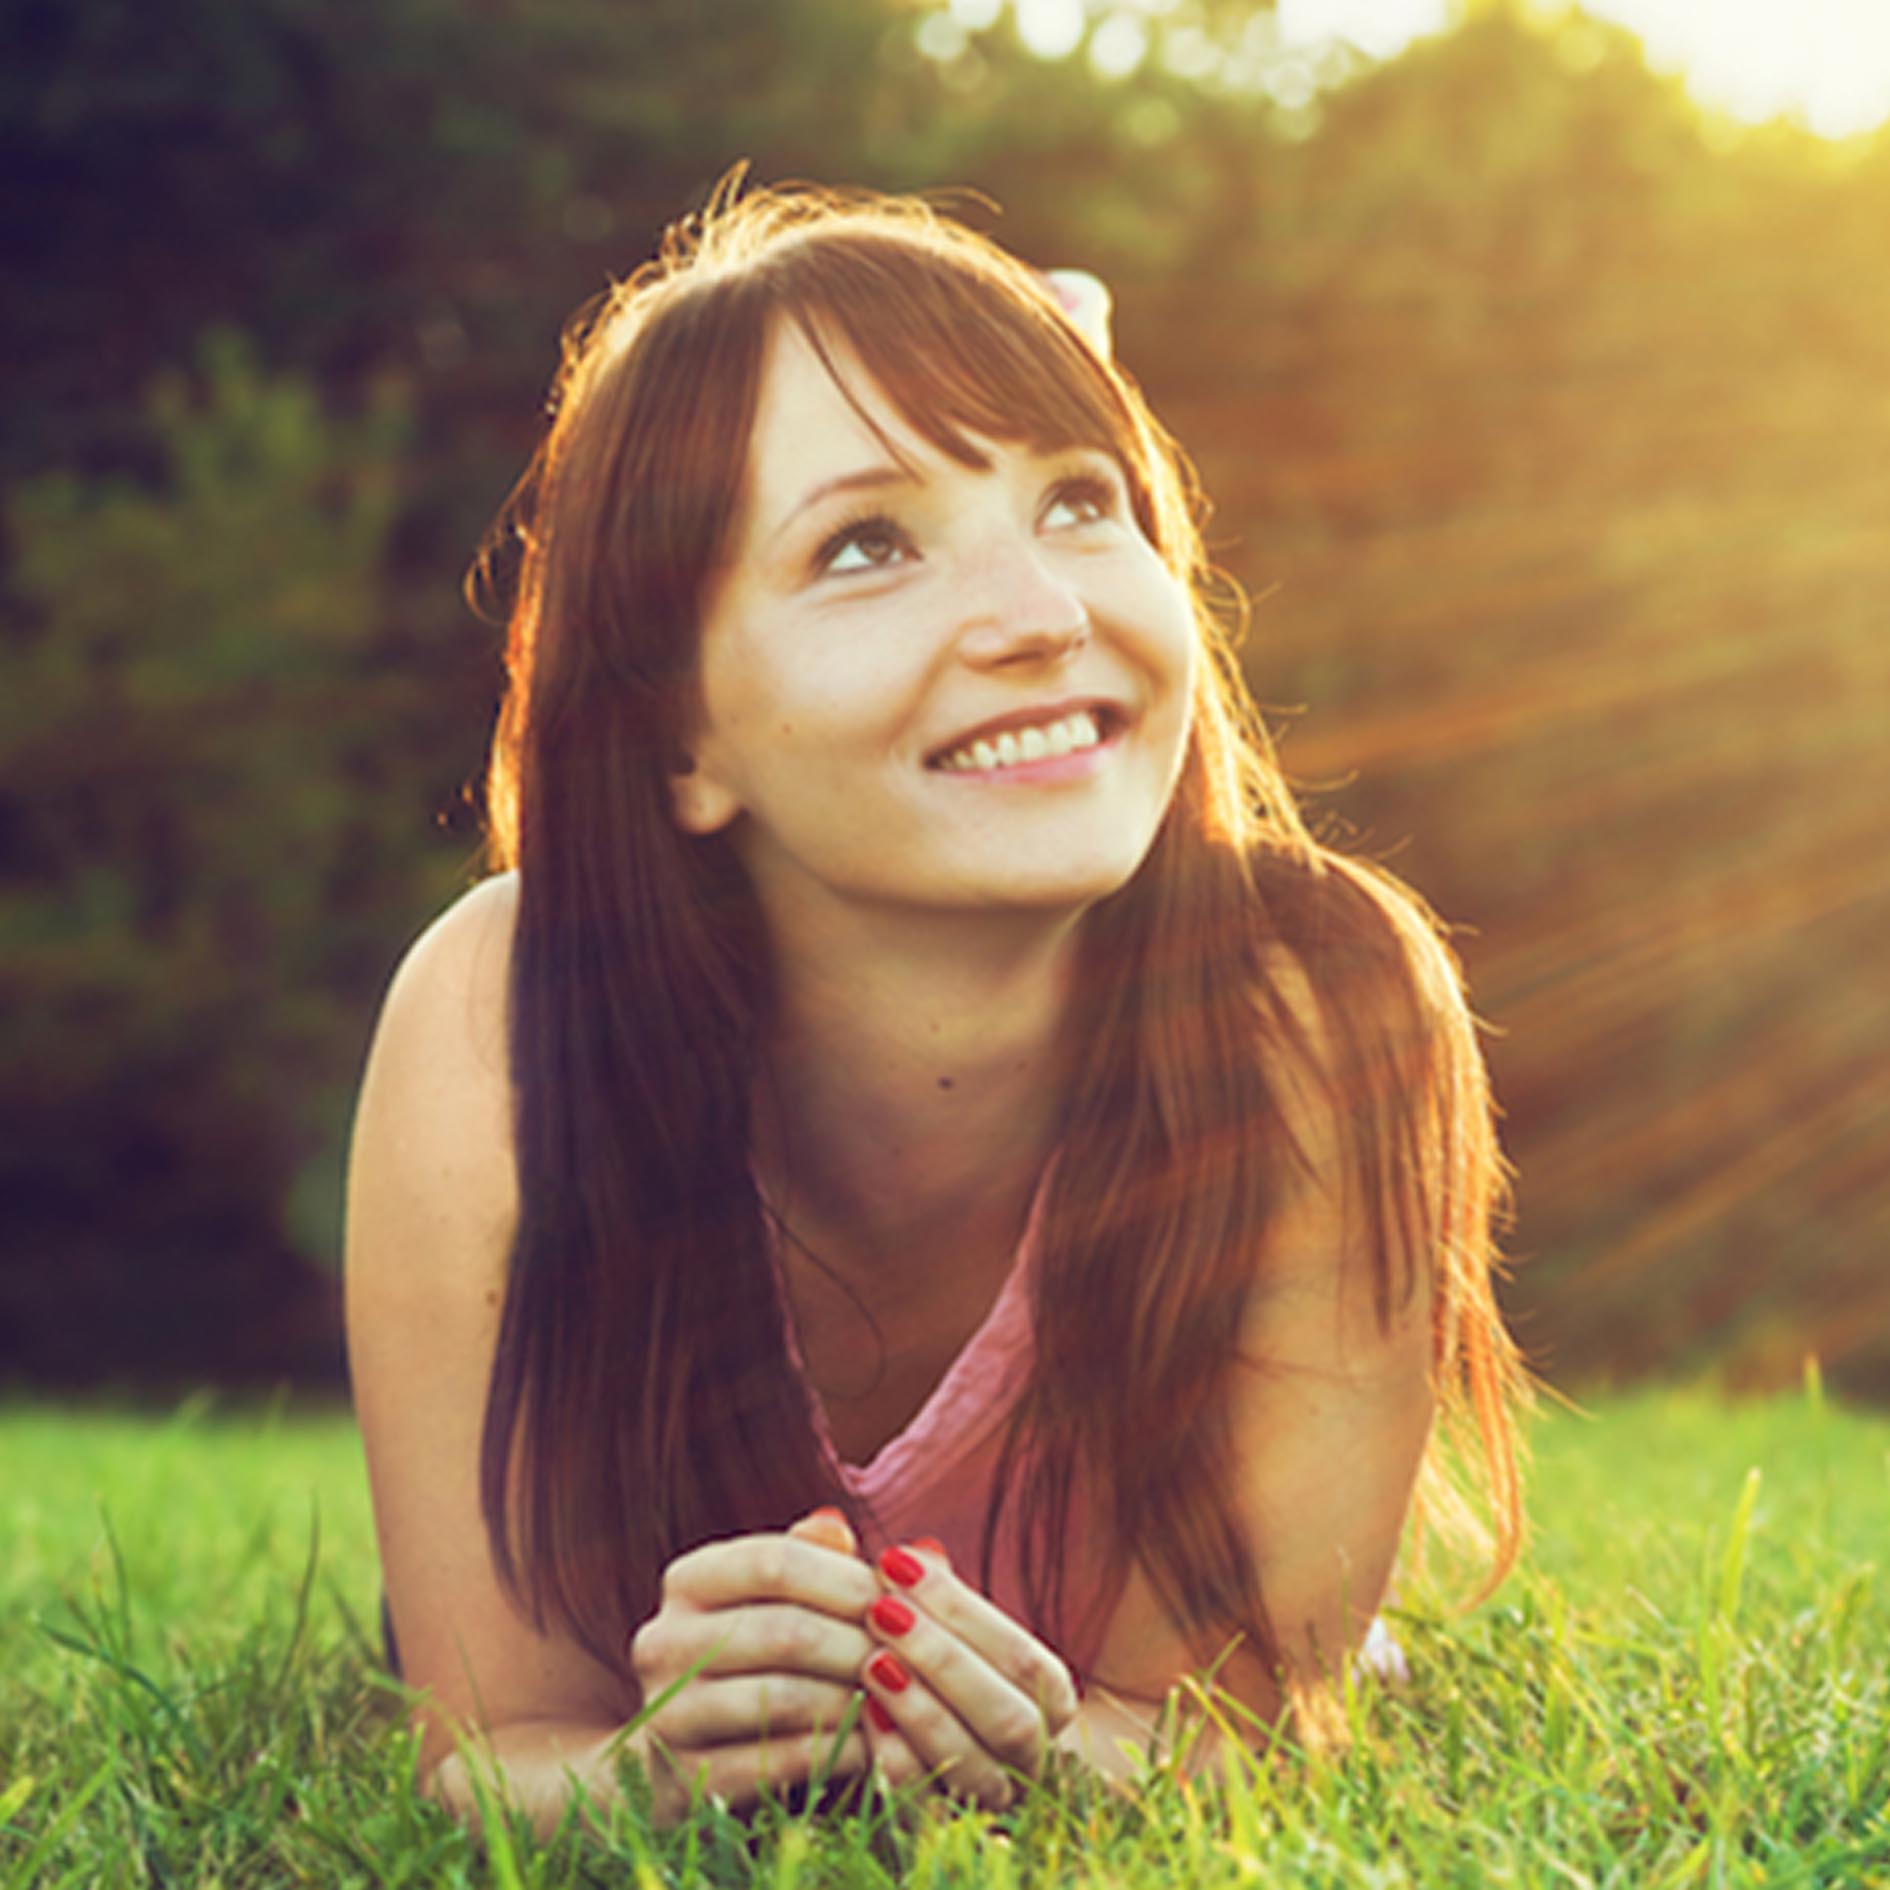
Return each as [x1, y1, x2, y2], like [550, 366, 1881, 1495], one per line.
[476, 179, 1526, 1692]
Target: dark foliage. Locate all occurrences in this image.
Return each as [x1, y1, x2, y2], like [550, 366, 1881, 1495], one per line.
[2, 0, 1885, 1393]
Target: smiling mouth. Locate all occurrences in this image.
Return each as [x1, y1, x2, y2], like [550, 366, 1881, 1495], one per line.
[925, 706, 1122, 774]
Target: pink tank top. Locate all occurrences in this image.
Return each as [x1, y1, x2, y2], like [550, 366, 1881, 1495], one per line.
[763, 1163, 1408, 1689]
[764, 1159, 1114, 1672]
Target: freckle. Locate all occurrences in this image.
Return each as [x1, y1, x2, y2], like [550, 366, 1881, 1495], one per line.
[779, 721, 795, 737]
[938, 1076, 955, 1091]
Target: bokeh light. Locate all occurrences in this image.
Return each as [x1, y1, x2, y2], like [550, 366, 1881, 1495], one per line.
[1279, 0, 1452, 61]
[1016, 0, 1088, 61]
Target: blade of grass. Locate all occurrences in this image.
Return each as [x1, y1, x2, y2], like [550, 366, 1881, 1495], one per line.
[0, 1761, 113, 1890]
[457, 1743, 527, 1890]
[1715, 1467, 1762, 1628]
[0, 1778, 32, 1830]
[36, 1621, 211, 1773]
[266, 1498, 322, 1700]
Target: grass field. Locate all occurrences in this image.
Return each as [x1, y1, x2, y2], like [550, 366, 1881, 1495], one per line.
[3, 1382, 1887, 1887]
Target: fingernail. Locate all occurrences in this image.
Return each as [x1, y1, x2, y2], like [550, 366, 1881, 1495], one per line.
[807, 1505, 847, 1524]
[869, 1594, 915, 1636]
[867, 1651, 910, 1692]
[865, 1696, 897, 1733]
[911, 1536, 948, 1561]
[880, 1546, 925, 1587]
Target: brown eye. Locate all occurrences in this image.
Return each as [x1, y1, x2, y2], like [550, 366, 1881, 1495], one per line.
[818, 514, 916, 576]
[1041, 474, 1118, 530]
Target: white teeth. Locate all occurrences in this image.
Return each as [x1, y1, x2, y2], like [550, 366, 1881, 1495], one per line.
[934, 708, 1106, 775]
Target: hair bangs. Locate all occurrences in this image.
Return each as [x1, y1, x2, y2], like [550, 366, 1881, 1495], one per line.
[760, 232, 1158, 531]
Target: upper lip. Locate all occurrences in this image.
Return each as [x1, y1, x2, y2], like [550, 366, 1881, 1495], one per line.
[924, 695, 1125, 765]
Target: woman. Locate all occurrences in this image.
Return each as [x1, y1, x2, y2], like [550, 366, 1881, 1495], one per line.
[344, 180, 1526, 1833]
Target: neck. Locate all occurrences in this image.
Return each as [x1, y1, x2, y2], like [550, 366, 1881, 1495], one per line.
[751, 901, 1083, 1298]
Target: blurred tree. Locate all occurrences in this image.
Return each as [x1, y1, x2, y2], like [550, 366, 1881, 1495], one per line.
[3, 0, 1887, 1393]
[0, 333, 465, 1388]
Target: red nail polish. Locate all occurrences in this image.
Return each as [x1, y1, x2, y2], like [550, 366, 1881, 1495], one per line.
[865, 1696, 897, 1733]
[911, 1536, 948, 1560]
[880, 1546, 924, 1587]
[867, 1651, 910, 1693]
[869, 1594, 915, 1636]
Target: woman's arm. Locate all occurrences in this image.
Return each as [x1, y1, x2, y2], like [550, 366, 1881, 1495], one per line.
[427, 1720, 627, 1837]
[418, 1530, 898, 1838]
[1047, 938, 1448, 1779]
[845, 934, 1455, 1800]
[346, 878, 899, 1831]
[345, 875, 637, 1787]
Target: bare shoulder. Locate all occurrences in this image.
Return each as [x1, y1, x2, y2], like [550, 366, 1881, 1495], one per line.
[1254, 935, 1346, 1203]
[362, 872, 518, 1165]
[381, 870, 520, 1068]
[1248, 863, 1466, 1336]
[1254, 854, 1470, 1162]
[1257, 853, 1464, 1041]
[345, 869, 520, 1313]
[344, 872, 519, 1323]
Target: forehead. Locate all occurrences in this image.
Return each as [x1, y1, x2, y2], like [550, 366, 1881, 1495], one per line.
[741, 322, 934, 512]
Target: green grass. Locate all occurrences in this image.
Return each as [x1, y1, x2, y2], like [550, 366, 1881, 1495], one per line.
[3, 1382, 1887, 1887]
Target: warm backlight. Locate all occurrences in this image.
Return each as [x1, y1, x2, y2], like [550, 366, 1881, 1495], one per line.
[1275, 0, 1890, 138]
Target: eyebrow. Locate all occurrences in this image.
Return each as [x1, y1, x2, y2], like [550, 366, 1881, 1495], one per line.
[767, 464, 917, 549]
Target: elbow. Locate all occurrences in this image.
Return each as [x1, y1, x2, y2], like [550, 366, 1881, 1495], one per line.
[416, 1716, 630, 1841]
[423, 1748, 472, 1818]
[414, 1703, 471, 1811]
[1058, 1661, 1290, 1789]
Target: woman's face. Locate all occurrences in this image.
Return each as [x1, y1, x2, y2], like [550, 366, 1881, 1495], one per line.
[674, 319, 1197, 938]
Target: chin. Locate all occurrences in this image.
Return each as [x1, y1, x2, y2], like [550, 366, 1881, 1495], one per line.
[944, 844, 1156, 915]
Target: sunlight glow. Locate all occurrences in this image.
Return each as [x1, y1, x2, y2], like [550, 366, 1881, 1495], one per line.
[1278, 0, 1452, 62]
[1089, 10, 1151, 77]
[1274, 0, 1890, 138]
[1617, 0, 1890, 140]
[1016, 0, 1087, 60]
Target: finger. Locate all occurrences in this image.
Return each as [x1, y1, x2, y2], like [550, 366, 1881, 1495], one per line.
[861, 1649, 1019, 1811]
[664, 1531, 880, 1616]
[865, 1594, 1052, 1781]
[788, 1506, 860, 1558]
[860, 1692, 926, 1793]
[655, 1601, 875, 1685]
[643, 1671, 863, 1748]
[876, 1544, 1079, 1729]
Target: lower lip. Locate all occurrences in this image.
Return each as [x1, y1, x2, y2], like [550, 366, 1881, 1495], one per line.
[929, 729, 1120, 786]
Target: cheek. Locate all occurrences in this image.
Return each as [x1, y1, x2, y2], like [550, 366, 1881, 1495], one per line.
[699, 622, 801, 741]
[1136, 574, 1198, 690]
[765, 639, 918, 752]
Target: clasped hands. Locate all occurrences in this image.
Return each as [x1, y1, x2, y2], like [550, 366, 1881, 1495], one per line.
[627, 1507, 1079, 1820]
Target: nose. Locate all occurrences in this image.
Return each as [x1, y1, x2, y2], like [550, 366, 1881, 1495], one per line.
[954, 533, 1090, 671]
